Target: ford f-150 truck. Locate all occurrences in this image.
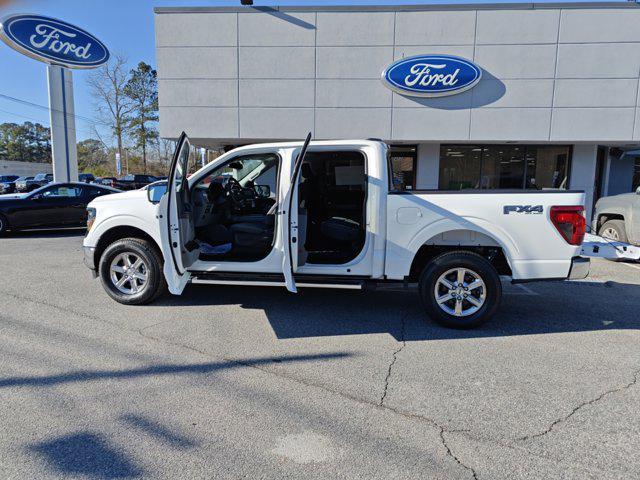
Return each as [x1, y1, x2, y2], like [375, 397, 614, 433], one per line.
[83, 133, 589, 328]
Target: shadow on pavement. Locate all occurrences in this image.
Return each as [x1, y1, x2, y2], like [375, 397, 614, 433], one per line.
[0, 353, 350, 389]
[120, 414, 197, 449]
[152, 281, 640, 342]
[28, 432, 143, 479]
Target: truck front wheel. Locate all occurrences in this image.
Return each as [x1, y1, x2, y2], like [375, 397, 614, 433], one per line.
[599, 219, 628, 243]
[98, 238, 166, 305]
[418, 251, 502, 329]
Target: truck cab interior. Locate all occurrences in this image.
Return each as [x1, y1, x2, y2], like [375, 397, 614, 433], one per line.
[297, 151, 367, 265]
[182, 148, 367, 266]
[190, 153, 280, 262]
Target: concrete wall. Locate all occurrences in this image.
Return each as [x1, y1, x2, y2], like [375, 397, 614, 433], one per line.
[569, 144, 598, 222]
[415, 144, 439, 189]
[155, 4, 640, 144]
[0, 161, 52, 177]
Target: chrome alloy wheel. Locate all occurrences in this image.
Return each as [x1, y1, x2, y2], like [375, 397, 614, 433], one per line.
[434, 267, 486, 317]
[109, 252, 149, 295]
[601, 227, 619, 241]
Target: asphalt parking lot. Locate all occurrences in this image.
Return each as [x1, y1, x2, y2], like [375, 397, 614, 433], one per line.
[0, 230, 639, 479]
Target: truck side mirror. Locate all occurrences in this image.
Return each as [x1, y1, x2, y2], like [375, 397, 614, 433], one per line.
[254, 184, 270, 198]
[147, 183, 167, 203]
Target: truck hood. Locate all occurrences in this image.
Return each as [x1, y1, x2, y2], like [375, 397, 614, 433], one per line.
[596, 192, 637, 208]
[89, 188, 148, 207]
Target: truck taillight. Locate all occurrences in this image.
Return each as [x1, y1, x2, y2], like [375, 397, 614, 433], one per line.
[550, 206, 586, 245]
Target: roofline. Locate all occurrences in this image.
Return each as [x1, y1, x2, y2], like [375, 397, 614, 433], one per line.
[154, 2, 640, 14]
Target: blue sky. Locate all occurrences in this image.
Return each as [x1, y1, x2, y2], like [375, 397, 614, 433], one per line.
[0, 0, 620, 144]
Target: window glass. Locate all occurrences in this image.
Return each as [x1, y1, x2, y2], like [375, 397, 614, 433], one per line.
[41, 185, 83, 198]
[439, 145, 482, 190]
[388, 146, 417, 191]
[198, 154, 279, 191]
[480, 146, 525, 189]
[86, 187, 109, 199]
[526, 146, 571, 190]
[633, 157, 640, 192]
[173, 143, 190, 193]
[439, 145, 571, 191]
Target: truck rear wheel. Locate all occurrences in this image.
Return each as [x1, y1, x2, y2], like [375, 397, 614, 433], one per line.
[99, 238, 166, 305]
[418, 251, 501, 329]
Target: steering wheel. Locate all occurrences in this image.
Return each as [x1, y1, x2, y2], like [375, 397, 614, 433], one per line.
[225, 177, 243, 201]
[225, 177, 257, 207]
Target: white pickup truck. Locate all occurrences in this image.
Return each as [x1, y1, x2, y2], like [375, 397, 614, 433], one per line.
[83, 133, 589, 328]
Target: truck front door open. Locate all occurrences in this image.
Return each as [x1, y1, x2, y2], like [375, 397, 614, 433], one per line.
[159, 132, 199, 294]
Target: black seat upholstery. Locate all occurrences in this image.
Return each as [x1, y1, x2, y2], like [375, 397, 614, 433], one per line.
[229, 222, 265, 236]
[321, 217, 361, 242]
[230, 214, 268, 224]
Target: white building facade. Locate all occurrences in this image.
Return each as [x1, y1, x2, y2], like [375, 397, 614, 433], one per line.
[154, 2, 640, 220]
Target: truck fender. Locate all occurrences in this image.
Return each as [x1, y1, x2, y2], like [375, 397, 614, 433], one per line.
[406, 217, 519, 266]
[91, 214, 162, 248]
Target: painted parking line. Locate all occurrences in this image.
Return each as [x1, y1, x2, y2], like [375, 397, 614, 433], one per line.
[515, 283, 539, 295]
[501, 281, 539, 296]
[620, 262, 640, 271]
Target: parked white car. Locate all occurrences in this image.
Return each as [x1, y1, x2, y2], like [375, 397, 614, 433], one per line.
[83, 134, 589, 328]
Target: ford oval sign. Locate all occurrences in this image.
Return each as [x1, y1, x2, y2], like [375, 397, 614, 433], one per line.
[0, 14, 109, 69]
[381, 55, 482, 98]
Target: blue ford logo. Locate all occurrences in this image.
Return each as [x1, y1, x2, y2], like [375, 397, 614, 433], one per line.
[0, 14, 109, 69]
[381, 55, 482, 98]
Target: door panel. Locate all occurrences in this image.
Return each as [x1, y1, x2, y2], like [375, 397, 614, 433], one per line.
[282, 133, 312, 293]
[161, 132, 198, 294]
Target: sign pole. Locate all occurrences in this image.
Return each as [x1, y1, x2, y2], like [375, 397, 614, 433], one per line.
[47, 64, 78, 182]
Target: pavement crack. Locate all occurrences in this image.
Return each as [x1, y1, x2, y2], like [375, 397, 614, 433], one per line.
[518, 368, 640, 441]
[379, 310, 407, 407]
[440, 428, 479, 480]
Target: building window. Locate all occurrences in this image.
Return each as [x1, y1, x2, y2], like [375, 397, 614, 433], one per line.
[388, 145, 417, 191]
[633, 157, 640, 192]
[439, 145, 572, 191]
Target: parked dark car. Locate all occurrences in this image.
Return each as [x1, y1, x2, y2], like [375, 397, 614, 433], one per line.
[113, 174, 157, 190]
[16, 173, 53, 192]
[0, 175, 20, 194]
[78, 173, 96, 183]
[0, 182, 120, 235]
[93, 176, 118, 188]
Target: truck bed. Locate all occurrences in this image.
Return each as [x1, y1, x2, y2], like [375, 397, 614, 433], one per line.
[384, 189, 586, 281]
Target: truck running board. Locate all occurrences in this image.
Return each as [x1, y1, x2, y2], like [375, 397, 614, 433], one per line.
[190, 272, 365, 290]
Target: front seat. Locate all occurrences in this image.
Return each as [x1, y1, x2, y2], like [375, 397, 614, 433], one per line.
[229, 203, 277, 249]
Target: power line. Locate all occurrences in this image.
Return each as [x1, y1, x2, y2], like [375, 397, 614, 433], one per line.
[0, 92, 112, 128]
[0, 107, 101, 139]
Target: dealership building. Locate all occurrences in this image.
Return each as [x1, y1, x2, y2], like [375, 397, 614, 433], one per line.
[154, 2, 640, 221]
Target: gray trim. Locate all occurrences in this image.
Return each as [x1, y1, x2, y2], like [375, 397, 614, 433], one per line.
[154, 2, 640, 14]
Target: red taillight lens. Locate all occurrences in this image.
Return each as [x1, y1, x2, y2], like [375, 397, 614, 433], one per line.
[550, 206, 586, 245]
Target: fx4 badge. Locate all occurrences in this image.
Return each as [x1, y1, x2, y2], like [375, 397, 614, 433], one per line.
[503, 205, 544, 215]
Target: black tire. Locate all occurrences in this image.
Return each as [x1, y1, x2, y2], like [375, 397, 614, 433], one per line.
[0, 214, 8, 236]
[599, 219, 628, 243]
[98, 237, 167, 305]
[418, 251, 502, 329]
